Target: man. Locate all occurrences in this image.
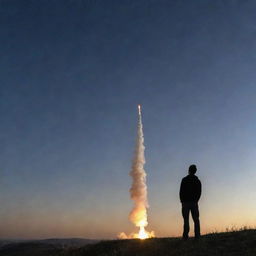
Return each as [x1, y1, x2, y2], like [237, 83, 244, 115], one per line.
[179, 164, 201, 239]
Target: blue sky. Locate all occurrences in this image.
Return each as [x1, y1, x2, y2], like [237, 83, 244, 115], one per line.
[0, 0, 256, 239]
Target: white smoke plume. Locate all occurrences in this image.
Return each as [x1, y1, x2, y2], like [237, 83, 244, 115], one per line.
[118, 105, 154, 239]
[129, 105, 148, 227]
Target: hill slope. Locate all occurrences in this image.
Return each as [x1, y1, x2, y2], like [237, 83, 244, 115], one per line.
[67, 229, 256, 256]
[1, 230, 255, 256]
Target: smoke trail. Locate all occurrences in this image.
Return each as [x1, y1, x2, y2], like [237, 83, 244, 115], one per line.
[129, 105, 149, 228]
[118, 105, 154, 239]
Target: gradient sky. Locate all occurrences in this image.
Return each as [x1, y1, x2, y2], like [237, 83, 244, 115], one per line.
[1, 0, 256, 239]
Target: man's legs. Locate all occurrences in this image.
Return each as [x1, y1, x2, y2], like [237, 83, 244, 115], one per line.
[182, 203, 190, 239]
[191, 203, 200, 238]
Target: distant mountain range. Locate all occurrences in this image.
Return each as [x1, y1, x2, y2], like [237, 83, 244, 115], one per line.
[0, 238, 98, 256]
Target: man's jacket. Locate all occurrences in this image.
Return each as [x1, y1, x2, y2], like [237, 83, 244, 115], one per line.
[179, 174, 201, 203]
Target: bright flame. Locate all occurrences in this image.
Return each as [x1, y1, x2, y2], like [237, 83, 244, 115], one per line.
[118, 226, 155, 240]
[138, 226, 150, 239]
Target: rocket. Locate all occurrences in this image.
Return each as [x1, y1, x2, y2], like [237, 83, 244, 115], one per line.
[138, 104, 141, 115]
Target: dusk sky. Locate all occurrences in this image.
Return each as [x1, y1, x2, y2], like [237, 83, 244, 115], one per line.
[1, 0, 256, 239]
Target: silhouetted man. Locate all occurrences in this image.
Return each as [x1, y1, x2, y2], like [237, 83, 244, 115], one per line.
[179, 164, 201, 239]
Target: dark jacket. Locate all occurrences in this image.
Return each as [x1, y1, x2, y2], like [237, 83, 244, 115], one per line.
[179, 174, 201, 203]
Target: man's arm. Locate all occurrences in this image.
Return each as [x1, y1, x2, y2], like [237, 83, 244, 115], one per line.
[179, 179, 184, 202]
[196, 180, 202, 202]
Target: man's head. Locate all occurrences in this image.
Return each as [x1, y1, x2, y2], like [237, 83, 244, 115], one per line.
[188, 164, 197, 175]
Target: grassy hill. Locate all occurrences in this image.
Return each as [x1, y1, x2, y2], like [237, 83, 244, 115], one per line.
[1, 230, 255, 256]
[66, 229, 256, 256]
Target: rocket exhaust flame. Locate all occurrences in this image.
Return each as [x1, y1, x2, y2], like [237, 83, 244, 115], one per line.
[118, 105, 155, 240]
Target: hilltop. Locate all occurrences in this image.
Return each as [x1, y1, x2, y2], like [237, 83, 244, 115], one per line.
[67, 229, 256, 256]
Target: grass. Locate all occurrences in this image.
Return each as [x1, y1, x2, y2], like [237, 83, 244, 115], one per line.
[65, 229, 256, 256]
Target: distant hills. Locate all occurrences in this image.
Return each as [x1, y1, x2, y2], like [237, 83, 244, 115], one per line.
[0, 238, 98, 256]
